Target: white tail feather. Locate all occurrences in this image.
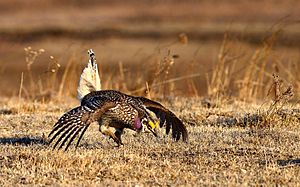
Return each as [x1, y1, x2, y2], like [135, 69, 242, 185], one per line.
[77, 49, 101, 101]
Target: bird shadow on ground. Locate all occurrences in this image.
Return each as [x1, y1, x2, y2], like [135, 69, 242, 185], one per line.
[0, 136, 48, 146]
[78, 141, 118, 150]
[260, 158, 300, 167]
[277, 159, 300, 167]
[0, 109, 16, 115]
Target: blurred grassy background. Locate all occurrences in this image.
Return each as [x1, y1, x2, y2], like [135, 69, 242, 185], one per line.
[0, 0, 299, 101]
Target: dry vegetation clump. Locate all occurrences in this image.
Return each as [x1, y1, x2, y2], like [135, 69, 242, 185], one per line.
[18, 47, 85, 102]
[206, 30, 287, 103]
[8, 26, 300, 105]
[201, 73, 297, 128]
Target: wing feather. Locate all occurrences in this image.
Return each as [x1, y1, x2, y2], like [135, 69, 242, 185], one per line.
[48, 100, 116, 150]
[57, 126, 80, 150]
[75, 125, 89, 149]
[65, 126, 83, 151]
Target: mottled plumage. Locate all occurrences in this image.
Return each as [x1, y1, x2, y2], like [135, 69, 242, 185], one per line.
[48, 90, 188, 150]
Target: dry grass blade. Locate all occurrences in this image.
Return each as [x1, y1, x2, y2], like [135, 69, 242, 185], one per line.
[207, 33, 236, 101]
[263, 73, 294, 126]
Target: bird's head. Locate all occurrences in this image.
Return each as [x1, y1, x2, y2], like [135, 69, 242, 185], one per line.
[140, 109, 160, 136]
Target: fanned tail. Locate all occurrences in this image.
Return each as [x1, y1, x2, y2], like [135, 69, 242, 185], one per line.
[77, 49, 101, 101]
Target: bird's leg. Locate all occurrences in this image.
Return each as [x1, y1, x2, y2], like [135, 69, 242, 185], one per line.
[99, 125, 123, 146]
[114, 128, 124, 146]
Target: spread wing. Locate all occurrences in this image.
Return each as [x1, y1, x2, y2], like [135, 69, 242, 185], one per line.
[48, 99, 116, 151]
[137, 97, 188, 142]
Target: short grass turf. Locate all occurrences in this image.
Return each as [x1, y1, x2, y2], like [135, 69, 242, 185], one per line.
[0, 98, 300, 186]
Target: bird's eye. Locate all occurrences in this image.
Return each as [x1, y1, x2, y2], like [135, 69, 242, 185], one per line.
[141, 118, 148, 125]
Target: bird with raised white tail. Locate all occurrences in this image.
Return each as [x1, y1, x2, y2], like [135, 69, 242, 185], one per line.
[48, 49, 188, 151]
[77, 49, 101, 101]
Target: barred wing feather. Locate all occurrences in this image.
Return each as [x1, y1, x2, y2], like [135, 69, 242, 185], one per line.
[48, 101, 116, 151]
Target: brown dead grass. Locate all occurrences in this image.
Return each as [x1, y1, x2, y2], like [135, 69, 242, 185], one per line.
[1, 98, 300, 186]
[3, 31, 300, 102]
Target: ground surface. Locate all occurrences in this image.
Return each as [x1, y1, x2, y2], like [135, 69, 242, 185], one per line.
[1, 98, 300, 186]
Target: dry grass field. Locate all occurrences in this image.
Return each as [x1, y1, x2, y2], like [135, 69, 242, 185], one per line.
[1, 97, 300, 186]
[1, 0, 300, 186]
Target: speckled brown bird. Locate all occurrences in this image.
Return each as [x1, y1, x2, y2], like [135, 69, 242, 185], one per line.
[48, 90, 188, 150]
